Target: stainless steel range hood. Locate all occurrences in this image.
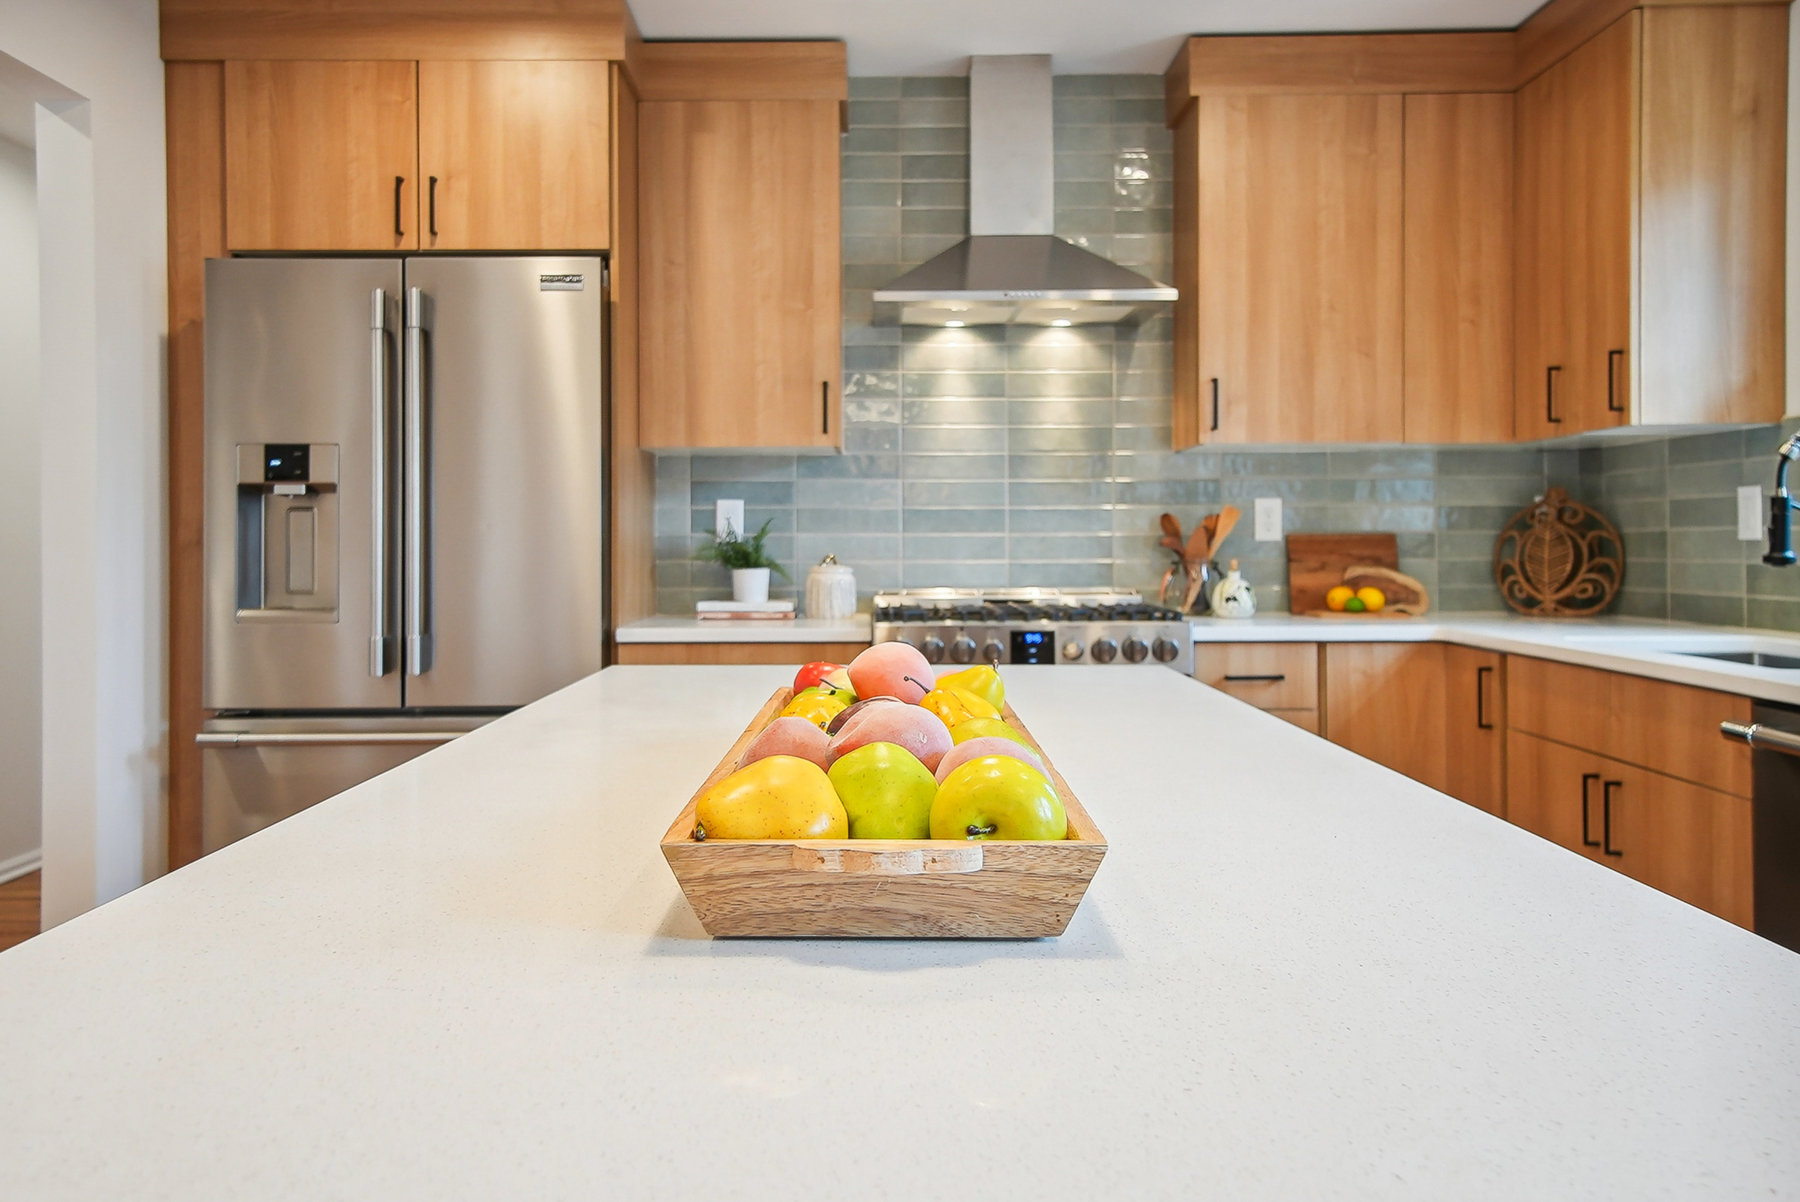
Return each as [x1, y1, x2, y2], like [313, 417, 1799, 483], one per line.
[873, 55, 1176, 327]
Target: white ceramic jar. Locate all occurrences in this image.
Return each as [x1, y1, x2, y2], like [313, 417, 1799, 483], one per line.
[804, 556, 857, 620]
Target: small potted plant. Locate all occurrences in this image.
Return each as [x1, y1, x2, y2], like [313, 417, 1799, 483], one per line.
[696, 519, 788, 603]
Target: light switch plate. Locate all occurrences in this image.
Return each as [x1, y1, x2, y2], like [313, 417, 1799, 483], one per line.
[715, 499, 745, 539]
[1738, 485, 1764, 541]
[1254, 497, 1283, 542]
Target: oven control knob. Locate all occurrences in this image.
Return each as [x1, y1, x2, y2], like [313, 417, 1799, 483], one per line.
[1061, 639, 1085, 662]
[950, 636, 977, 664]
[1152, 637, 1181, 663]
[1091, 638, 1118, 663]
[895, 635, 918, 649]
[920, 636, 945, 664]
[981, 640, 1005, 665]
[1123, 637, 1150, 663]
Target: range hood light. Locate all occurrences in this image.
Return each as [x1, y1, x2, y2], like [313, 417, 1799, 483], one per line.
[1051, 319, 1072, 327]
[944, 319, 965, 327]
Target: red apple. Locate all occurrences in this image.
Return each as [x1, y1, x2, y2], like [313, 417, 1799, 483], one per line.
[793, 661, 846, 694]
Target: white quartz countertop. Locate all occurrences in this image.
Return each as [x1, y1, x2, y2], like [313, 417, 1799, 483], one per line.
[1193, 613, 1800, 704]
[617, 614, 871, 643]
[2, 666, 1796, 1199]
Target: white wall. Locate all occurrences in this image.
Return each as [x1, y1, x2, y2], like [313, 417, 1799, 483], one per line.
[0, 132, 40, 879]
[0, 0, 167, 924]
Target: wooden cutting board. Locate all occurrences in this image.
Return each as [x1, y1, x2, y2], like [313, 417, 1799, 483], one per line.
[1285, 533, 1399, 613]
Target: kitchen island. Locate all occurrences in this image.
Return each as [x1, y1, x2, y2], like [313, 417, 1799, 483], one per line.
[2, 666, 1796, 1199]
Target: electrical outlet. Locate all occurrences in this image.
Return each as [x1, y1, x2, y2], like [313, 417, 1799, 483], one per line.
[715, 499, 745, 539]
[1254, 497, 1283, 542]
[1738, 485, 1764, 541]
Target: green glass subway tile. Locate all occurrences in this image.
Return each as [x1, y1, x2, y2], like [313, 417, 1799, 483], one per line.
[1108, 74, 1166, 99]
[1112, 450, 1195, 481]
[1667, 527, 1744, 562]
[844, 424, 902, 454]
[901, 76, 967, 98]
[899, 125, 968, 154]
[844, 345, 901, 372]
[796, 479, 899, 508]
[901, 562, 1010, 589]
[1007, 534, 1114, 559]
[842, 153, 901, 181]
[843, 205, 902, 236]
[1112, 97, 1166, 124]
[1665, 429, 1745, 465]
[1220, 477, 1331, 504]
[1747, 598, 1800, 631]
[843, 372, 899, 402]
[846, 100, 900, 126]
[1221, 451, 1329, 477]
[1052, 95, 1114, 125]
[690, 454, 796, 482]
[1603, 466, 1674, 501]
[1007, 336, 1115, 371]
[1669, 496, 1736, 528]
[902, 452, 1009, 480]
[900, 234, 963, 262]
[1007, 398, 1118, 426]
[1597, 437, 1668, 473]
[1437, 504, 1521, 531]
[1434, 476, 1539, 506]
[900, 207, 966, 235]
[1116, 398, 1174, 426]
[903, 507, 1008, 533]
[1328, 478, 1436, 504]
[1396, 532, 1437, 559]
[797, 453, 899, 480]
[1010, 425, 1115, 453]
[902, 425, 1007, 454]
[842, 180, 902, 208]
[1114, 425, 1175, 452]
[903, 532, 1011, 559]
[1669, 560, 1744, 596]
[901, 398, 1010, 426]
[1115, 208, 1173, 235]
[897, 97, 968, 127]
[900, 339, 1007, 372]
[844, 127, 900, 155]
[1054, 181, 1116, 209]
[901, 181, 968, 209]
[1116, 479, 1202, 506]
[1010, 562, 1115, 588]
[900, 153, 968, 181]
[1435, 447, 1544, 477]
[1670, 592, 1746, 626]
[1434, 585, 1505, 612]
[1666, 459, 1748, 499]
[689, 480, 794, 508]
[1436, 559, 1501, 587]
[1015, 506, 1115, 533]
[1005, 371, 1116, 398]
[1052, 76, 1116, 97]
[1054, 208, 1118, 236]
[794, 532, 899, 562]
[843, 235, 900, 263]
[1602, 498, 1670, 533]
[1746, 563, 1800, 599]
[1433, 531, 1497, 560]
[902, 480, 1006, 507]
[900, 371, 1007, 398]
[1053, 124, 1123, 153]
[1621, 530, 1668, 561]
[850, 78, 903, 100]
[1055, 152, 1126, 182]
[1007, 453, 1114, 480]
[1010, 480, 1114, 506]
[795, 507, 902, 534]
[1609, 591, 1670, 621]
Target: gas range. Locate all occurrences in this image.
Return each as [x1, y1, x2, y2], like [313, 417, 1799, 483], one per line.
[872, 588, 1193, 673]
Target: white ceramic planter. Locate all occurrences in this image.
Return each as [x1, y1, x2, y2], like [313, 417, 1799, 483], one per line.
[731, 568, 771, 604]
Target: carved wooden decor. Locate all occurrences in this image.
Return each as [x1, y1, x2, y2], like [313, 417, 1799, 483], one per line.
[1493, 487, 1623, 616]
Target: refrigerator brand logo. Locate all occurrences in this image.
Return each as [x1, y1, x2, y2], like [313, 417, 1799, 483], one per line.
[539, 274, 585, 291]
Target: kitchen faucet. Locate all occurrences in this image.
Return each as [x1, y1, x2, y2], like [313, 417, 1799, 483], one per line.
[1765, 432, 1800, 566]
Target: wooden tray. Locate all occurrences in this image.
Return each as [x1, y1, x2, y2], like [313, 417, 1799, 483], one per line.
[1285, 533, 1399, 613]
[661, 688, 1107, 938]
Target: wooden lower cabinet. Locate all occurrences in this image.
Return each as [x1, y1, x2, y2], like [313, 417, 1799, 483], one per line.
[1506, 730, 1753, 928]
[1322, 643, 1503, 814]
[615, 642, 868, 666]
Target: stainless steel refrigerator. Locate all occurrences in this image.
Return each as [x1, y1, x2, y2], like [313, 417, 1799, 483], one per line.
[200, 256, 604, 853]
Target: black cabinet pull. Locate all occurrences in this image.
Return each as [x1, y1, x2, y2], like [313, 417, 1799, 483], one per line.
[428, 175, 438, 237]
[1223, 673, 1285, 683]
[1546, 365, 1563, 424]
[1580, 773, 1601, 848]
[821, 381, 830, 435]
[393, 175, 405, 237]
[1601, 780, 1623, 857]
[1476, 665, 1494, 729]
[1606, 349, 1624, 413]
[1209, 378, 1220, 432]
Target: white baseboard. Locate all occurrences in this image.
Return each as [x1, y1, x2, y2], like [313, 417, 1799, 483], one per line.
[0, 850, 41, 885]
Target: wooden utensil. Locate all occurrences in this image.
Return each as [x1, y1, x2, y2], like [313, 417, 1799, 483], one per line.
[1212, 505, 1241, 550]
[1285, 533, 1399, 613]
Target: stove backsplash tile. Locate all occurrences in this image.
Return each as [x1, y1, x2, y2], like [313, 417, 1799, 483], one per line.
[649, 74, 1799, 630]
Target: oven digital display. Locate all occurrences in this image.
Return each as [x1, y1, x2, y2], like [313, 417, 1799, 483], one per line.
[1011, 630, 1055, 665]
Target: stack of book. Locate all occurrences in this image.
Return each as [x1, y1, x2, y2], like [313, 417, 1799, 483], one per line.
[695, 600, 796, 621]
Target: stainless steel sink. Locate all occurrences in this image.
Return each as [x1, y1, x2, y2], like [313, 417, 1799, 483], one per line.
[1680, 650, 1800, 670]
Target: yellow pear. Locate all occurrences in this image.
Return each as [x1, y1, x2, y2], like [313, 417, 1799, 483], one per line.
[694, 755, 848, 840]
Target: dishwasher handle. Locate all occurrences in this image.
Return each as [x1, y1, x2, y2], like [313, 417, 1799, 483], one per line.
[1721, 720, 1800, 760]
[196, 731, 465, 748]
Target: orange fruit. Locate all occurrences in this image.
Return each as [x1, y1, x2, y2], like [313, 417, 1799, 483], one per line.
[1325, 585, 1355, 612]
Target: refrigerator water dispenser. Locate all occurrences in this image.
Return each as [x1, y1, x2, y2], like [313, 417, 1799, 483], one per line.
[235, 442, 340, 620]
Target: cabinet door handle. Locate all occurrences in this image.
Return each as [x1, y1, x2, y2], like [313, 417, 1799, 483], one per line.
[393, 175, 405, 237]
[1579, 773, 1601, 848]
[1601, 780, 1623, 857]
[1546, 365, 1563, 424]
[428, 175, 438, 237]
[1475, 665, 1494, 729]
[1606, 349, 1624, 413]
[1223, 673, 1285, 683]
[821, 381, 830, 435]
[1210, 378, 1221, 432]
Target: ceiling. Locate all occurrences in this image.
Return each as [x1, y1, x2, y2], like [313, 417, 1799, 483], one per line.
[630, 0, 1545, 75]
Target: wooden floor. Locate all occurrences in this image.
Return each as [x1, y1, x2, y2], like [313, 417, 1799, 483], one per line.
[0, 871, 41, 953]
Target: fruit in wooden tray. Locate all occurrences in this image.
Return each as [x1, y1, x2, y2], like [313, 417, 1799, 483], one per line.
[782, 685, 851, 730]
[918, 683, 1000, 728]
[793, 661, 847, 694]
[947, 717, 1031, 747]
[1356, 586, 1386, 613]
[1326, 585, 1355, 612]
[930, 756, 1066, 841]
[828, 742, 937, 839]
[847, 642, 933, 704]
[932, 735, 1045, 784]
[695, 755, 848, 840]
[740, 716, 831, 771]
[934, 663, 1004, 710]
[826, 696, 902, 735]
[827, 702, 953, 772]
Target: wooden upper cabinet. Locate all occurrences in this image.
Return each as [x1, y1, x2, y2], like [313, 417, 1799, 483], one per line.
[1515, 6, 1786, 436]
[1181, 93, 1404, 446]
[418, 61, 611, 251]
[1402, 94, 1513, 443]
[638, 97, 842, 449]
[224, 60, 419, 251]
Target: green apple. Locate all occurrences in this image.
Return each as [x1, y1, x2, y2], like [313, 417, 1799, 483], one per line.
[948, 717, 1033, 748]
[827, 741, 937, 839]
[930, 756, 1067, 841]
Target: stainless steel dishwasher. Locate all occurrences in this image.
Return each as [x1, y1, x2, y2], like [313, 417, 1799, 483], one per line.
[1722, 702, 1800, 952]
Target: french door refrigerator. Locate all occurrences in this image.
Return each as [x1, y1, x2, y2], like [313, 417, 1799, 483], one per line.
[200, 256, 604, 853]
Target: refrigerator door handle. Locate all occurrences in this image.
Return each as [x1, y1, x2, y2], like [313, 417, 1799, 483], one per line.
[403, 285, 432, 677]
[196, 731, 465, 747]
[369, 288, 392, 677]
